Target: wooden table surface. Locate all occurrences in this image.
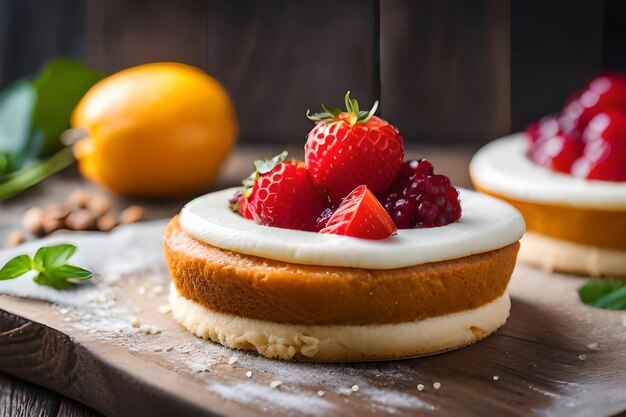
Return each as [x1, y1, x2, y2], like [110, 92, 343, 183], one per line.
[0, 145, 475, 417]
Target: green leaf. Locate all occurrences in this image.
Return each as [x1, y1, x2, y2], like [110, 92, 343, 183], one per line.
[0, 255, 32, 280]
[0, 80, 36, 169]
[33, 271, 71, 290]
[30, 59, 104, 158]
[34, 243, 77, 269]
[578, 279, 626, 310]
[46, 264, 93, 281]
[254, 151, 289, 174]
[0, 147, 74, 201]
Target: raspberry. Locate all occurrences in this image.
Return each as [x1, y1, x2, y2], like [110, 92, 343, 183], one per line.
[382, 159, 462, 229]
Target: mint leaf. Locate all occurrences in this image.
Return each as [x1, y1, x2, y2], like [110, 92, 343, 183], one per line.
[0, 255, 32, 280]
[34, 243, 77, 268]
[46, 264, 93, 282]
[578, 279, 626, 310]
[0, 243, 92, 289]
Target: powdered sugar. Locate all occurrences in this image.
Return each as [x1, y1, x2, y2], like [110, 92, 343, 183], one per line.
[0, 220, 440, 415]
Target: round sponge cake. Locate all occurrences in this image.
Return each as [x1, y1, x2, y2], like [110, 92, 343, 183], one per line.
[164, 217, 519, 361]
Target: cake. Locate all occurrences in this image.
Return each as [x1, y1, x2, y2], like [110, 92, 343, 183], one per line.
[470, 74, 626, 277]
[164, 92, 525, 361]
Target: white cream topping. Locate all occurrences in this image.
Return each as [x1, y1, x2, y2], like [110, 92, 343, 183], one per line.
[179, 187, 524, 270]
[470, 133, 626, 209]
[169, 285, 510, 361]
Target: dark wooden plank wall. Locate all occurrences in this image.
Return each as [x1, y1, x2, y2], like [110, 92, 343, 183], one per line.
[0, 0, 625, 144]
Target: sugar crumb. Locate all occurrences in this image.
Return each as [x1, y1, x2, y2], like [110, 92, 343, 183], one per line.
[245, 371, 253, 378]
[416, 384, 425, 391]
[433, 382, 441, 390]
[270, 380, 283, 389]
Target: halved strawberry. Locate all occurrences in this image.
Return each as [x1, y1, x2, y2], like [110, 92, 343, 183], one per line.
[244, 152, 328, 231]
[305, 92, 404, 204]
[320, 185, 397, 240]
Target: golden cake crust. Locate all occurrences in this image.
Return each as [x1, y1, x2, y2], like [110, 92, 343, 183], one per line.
[475, 186, 626, 251]
[164, 217, 519, 326]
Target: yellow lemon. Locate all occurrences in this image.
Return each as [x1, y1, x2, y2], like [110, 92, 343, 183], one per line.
[71, 62, 237, 198]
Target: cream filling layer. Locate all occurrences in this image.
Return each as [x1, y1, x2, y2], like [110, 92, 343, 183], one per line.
[179, 187, 524, 270]
[519, 232, 626, 277]
[470, 133, 626, 209]
[169, 285, 511, 361]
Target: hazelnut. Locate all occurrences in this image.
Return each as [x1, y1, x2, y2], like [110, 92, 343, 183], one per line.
[46, 203, 71, 220]
[86, 195, 111, 216]
[22, 207, 44, 236]
[6, 231, 25, 247]
[120, 205, 145, 224]
[65, 209, 96, 230]
[97, 213, 118, 232]
[42, 217, 64, 235]
[68, 188, 90, 208]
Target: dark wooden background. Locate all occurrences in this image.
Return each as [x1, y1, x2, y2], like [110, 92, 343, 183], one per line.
[0, 0, 625, 146]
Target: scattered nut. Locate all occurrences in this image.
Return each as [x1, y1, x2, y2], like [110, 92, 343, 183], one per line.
[87, 195, 111, 216]
[6, 230, 25, 247]
[120, 205, 145, 224]
[96, 213, 118, 232]
[41, 217, 64, 234]
[22, 207, 44, 235]
[68, 188, 90, 208]
[46, 204, 71, 220]
[65, 209, 96, 230]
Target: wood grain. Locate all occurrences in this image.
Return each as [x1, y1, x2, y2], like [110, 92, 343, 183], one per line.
[1, 265, 626, 417]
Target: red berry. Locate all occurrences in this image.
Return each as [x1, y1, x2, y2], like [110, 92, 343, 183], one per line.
[525, 115, 559, 146]
[237, 194, 253, 219]
[305, 92, 403, 204]
[528, 132, 584, 173]
[571, 110, 626, 181]
[382, 160, 462, 229]
[559, 74, 626, 137]
[320, 185, 397, 240]
[247, 159, 328, 231]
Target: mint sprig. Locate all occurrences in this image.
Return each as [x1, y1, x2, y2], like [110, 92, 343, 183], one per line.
[578, 279, 626, 310]
[0, 243, 93, 290]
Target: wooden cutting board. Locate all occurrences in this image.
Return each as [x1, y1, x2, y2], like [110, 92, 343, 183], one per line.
[0, 226, 625, 417]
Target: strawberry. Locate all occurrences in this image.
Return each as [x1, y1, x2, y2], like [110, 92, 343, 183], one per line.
[320, 185, 397, 240]
[305, 92, 404, 204]
[243, 152, 328, 231]
[571, 111, 626, 181]
[528, 132, 584, 174]
[559, 74, 626, 138]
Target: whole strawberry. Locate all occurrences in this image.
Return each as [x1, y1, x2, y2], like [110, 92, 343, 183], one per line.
[243, 152, 328, 231]
[305, 92, 404, 204]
